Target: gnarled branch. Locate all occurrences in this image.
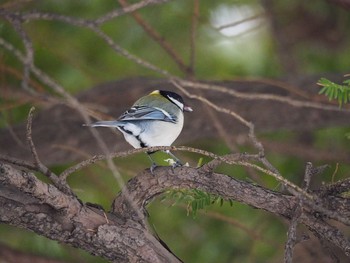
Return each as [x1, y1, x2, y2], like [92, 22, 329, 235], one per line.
[1, 161, 349, 262]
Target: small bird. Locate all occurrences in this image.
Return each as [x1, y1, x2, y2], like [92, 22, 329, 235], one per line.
[87, 90, 192, 172]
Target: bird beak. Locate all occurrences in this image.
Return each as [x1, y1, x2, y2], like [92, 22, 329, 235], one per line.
[184, 105, 193, 112]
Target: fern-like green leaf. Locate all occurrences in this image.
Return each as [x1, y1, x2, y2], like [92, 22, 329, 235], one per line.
[317, 77, 350, 107]
[162, 188, 233, 218]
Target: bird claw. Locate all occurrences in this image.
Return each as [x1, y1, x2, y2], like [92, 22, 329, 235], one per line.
[173, 160, 183, 167]
[148, 151, 186, 175]
[170, 160, 183, 173]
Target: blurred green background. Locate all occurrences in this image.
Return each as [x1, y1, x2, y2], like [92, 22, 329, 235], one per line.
[1, 0, 350, 262]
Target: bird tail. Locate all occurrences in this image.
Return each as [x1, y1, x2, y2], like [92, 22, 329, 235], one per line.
[84, 121, 122, 128]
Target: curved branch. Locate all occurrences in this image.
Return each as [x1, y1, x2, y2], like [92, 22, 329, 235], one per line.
[113, 166, 350, 256]
[113, 166, 293, 217]
[1, 161, 350, 261]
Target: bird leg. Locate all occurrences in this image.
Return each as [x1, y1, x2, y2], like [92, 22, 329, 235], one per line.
[147, 152, 157, 174]
[147, 150, 183, 174]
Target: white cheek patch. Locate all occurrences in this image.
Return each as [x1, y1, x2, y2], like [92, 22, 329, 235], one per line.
[168, 96, 184, 111]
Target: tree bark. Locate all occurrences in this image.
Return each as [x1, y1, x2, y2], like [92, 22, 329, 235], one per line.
[1, 162, 349, 262]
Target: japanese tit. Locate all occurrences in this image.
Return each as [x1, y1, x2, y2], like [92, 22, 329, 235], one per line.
[87, 90, 192, 172]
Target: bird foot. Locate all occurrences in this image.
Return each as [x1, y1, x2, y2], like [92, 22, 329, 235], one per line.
[173, 160, 183, 167]
[170, 160, 183, 173]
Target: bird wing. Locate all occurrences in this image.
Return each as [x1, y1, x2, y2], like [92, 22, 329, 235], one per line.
[118, 106, 177, 123]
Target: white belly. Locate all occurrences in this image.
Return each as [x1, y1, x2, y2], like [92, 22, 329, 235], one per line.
[120, 113, 184, 148]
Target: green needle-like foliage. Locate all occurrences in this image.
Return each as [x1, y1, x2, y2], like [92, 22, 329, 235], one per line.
[318, 77, 350, 107]
[162, 189, 233, 218]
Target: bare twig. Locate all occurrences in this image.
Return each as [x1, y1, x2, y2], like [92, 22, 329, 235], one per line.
[7, 18, 34, 92]
[0, 11, 172, 77]
[0, 0, 170, 26]
[189, 0, 199, 77]
[171, 79, 252, 127]
[95, 0, 170, 25]
[117, 0, 191, 75]
[26, 107, 40, 166]
[177, 79, 350, 112]
[60, 146, 220, 179]
[215, 13, 265, 30]
[284, 206, 300, 263]
[284, 162, 315, 263]
[90, 26, 171, 77]
[24, 107, 74, 195]
[232, 76, 311, 99]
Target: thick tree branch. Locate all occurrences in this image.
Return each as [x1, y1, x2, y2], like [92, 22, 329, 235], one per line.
[1, 157, 350, 262]
[0, 163, 181, 263]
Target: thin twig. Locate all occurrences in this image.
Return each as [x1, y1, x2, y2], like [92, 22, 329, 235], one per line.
[232, 76, 310, 99]
[95, 0, 170, 25]
[117, 0, 190, 75]
[26, 107, 40, 166]
[0, 0, 170, 26]
[215, 13, 265, 30]
[1, 10, 173, 77]
[7, 18, 34, 92]
[90, 26, 171, 77]
[24, 107, 74, 196]
[284, 162, 314, 263]
[284, 206, 300, 263]
[171, 79, 252, 127]
[189, 0, 199, 77]
[60, 146, 221, 179]
[177, 79, 350, 112]
[238, 161, 313, 200]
